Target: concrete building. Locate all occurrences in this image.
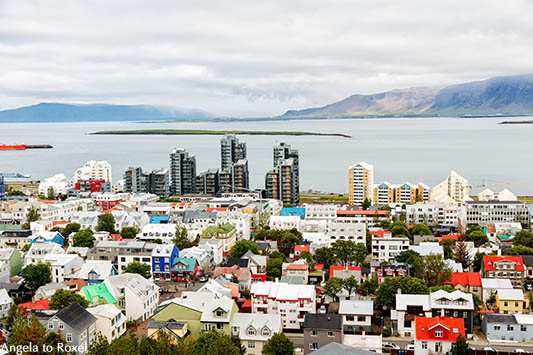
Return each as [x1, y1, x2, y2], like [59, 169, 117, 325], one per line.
[304, 314, 343, 354]
[431, 170, 469, 205]
[371, 234, 409, 263]
[405, 202, 461, 228]
[392, 294, 432, 337]
[348, 162, 374, 206]
[71, 160, 112, 186]
[265, 142, 299, 205]
[232, 159, 250, 193]
[89, 240, 157, 273]
[465, 200, 530, 227]
[196, 169, 219, 195]
[170, 148, 197, 196]
[338, 299, 373, 333]
[220, 134, 247, 172]
[38, 174, 70, 196]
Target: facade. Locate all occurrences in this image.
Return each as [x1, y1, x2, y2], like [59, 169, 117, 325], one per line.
[466, 200, 531, 227]
[430, 290, 474, 334]
[24, 242, 65, 266]
[414, 316, 465, 355]
[406, 202, 461, 227]
[124, 167, 147, 194]
[44, 254, 83, 283]
[220, 134, 247, 172]
[170, 148, 197, 196]
[196, 169, 219, 195]
[392, 294, 432, 337]
[348, 162, 374, 206]
[304, 313, 343, 354]
[87, 304, 127, 342]
[88, 240, 157, 273]
[482, 255, 525, 288]
[0, 288, 13, 318]
[326, 222, 365, 245]
[371, 234, 409, 263]
[431, 170, 469, 205]
[152, 244, 180, 281]
[0, 247, 23, 276]
[496, 288, 529, 314]
[338, 299, 373, 333]
[69, 260, 118, 285]
[482, 313, 533, 342]
[265, 142, 299, 205]
[71, 160, 112, 185]
[232, 159, 250, 193]
[146, 168, 170, 198]
[444, 272, 482, 299]
[231, 313, 282, 355]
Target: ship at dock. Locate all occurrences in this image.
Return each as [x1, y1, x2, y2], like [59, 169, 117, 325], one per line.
[0, 144, 53, 150]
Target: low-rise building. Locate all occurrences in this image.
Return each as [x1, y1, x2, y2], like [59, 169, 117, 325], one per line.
[151, 244, 180, 281]
[0, 288, 13, 318]
[430, 290, 474, 335]
[481, 278, 514, 302]
[338, 299, 373, 333]
[0, 247, 22, 276]
[88, 240, 157, 273]
[392, 294, 432, 337]
[44, 254, 83, 283]
[87, 304, 127, 342]
[482, 255, 524, 288]
[414, 316, 465, 355]
[67, 260, 117, 285]
[482, 313, 533, 342]
[304, 313, 343, 354]
[444, 272, 482, 300]
[24, 242, 65, 266]
[496, 288, 529, 314]
[201, 222, 237, 256]
[371, 233, 409, 263]
[231, 313, 282, 355]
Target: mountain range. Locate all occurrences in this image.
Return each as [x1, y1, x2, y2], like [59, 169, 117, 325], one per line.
[283, 74, 533, 118]
[0, 102, 214, 122]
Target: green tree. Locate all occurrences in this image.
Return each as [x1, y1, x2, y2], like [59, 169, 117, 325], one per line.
[63, 222, 81, 237]
[121, 226, 139, 239]
[511, 230, 533, 248]
[332, 240, 358, 265]
[358, 276, 379, 296]
[281, 228, 303, 253]
[9, 315, 49, 351]
[97, 213, 116, 233]
[343, 276, 359, 299]
[413, 254, 452, 287]
[324, 277, 344, 300]
[376, 276, 428, 308]
[410, 224, 432, 236]
[230, 240, 259, 258]
[450, 335, 473, 355]
[26, 205, 40, 223]
[21, 243, 31, 252]
[354, 242, 369, 265]
[378, 219, 392, 231]
[173, 224, 193, 250]
[192, 331, 241, 355]
[466, 230, 488, 247]
[267, 257, 283, 280]
[361, 198, 371, 210]
[47, 186, 56, 200]
[123, 260, 151, 279]
[262, 332, 295, 355]
[391, 222, 410, 237]
[453, 241, 472, 269]
[472, 252, 486, 272]
[505, 245, 533, 255]
[153, 238, 163, 244]
[313, 247, 337, 269]
[6, 303, 23, 331]
[49, 289, 89, 309]
[440, 238, 456, 259]
[73, 228, 96, 248]
[22, 262, 51, 290]
[395, 249, 422, 265]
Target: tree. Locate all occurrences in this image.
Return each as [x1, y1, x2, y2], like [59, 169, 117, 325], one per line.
[358, 276, 379, 296]
[192, 331, 241, 355]
[450, 335, 473, 355]
[505, 245, 533, 255]
[511, 230, 533, 248]
[466, 230, 488, 247]
[395, 250, 422, 265]
[324, 277, 344, 300]
[230, 240, 259, 258]
[472, 252, 486, 272]
[453, 241, 472, 269]
[173, 224, 193, 250]
[47, 186, 56, 200]
[26, 205, 40, 223]
[121, 226, 139, 239]
[332, 240, 358, 265]
[6, 303, 23, 331]
[440, 238, 456, 259]
[313, 247, 337, 269]
[378, 219, 392, 230]
[267, 257, 283, 280]
[21, 243, 31, 252]
[49, 289, 89, 309]
[410, 224, 432, 236]
[376, 276, 428, 308]
[262, 332, 294, 355]
[97, 213, 116, 233]
[354, 242, 369, 265]
[63, 222, 81, 237]
[73, 228, 96, 248]
[343, 276, 359, 299]
[361, 198, 371, 210]
[22, 262, 51, 290]
[9, 315, 49, 351]
[391, 222, 410, 237]
[280, 228, 303, 253]
[123, 260, 151, 279]
[413, 254, 452, 288]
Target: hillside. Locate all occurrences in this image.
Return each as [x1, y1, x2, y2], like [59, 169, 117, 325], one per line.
[283, 74, 533, 118]
[0, 103, 214, 122]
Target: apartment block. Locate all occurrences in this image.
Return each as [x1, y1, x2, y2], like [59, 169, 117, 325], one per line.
[348, 162, 374, 206]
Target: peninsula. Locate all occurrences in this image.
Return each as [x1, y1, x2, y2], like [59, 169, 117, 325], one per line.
[90, 129, 352, 138]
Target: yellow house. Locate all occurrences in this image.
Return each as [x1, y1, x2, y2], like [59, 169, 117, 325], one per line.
[147, 321, 189, 343]
[496, 289, 529, 314]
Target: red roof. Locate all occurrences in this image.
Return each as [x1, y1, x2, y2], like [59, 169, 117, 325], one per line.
[483, 255, 524, 272]
[435, 235, 459, 242]
[329, 265, 361, 279]
[337, 209, 389, 216]
[287, 264, 309, 271]
[445, 272, 482, 287]
[110, 234, 122, 241]
[206, 208, 227, 212]
[19, 298, 50, 311]
[368, 230, 392, 238]
[314, 264, 324, 271]
[52, 220, 69, 226]
[295, 245, 310, 253]
[415, 316, 465, 342]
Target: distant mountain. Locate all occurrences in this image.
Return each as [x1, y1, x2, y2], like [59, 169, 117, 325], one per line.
[283, 74, 533, 118]
[0, 102, 215, 122]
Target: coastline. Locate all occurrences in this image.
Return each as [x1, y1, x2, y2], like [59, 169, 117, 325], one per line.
[90, 129, 352, 138]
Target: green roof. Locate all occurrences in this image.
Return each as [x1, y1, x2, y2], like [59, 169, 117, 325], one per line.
[82, 283, 117, 305]
[0, 224, 23, 231]
[202, 222, 236, 239]
[171, 257, 197, 272]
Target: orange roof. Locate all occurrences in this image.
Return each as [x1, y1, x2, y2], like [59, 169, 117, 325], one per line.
[329, 265, 361, 279]
[337, 209, 389, 216]
[369, 230, 391, 238]
[110, 234, 122, 241]
[206, 208, 227, 212]
[435, 234, 459, 242]
[314, 264, 324, 271]
[64, 278, 88, 290]
[19, 298, 49, 311]
[294, 245, 310, 253]
[445, 272, 482, 287]
[415, 316, 465, 342]
[483, 255, 524, 272]
[52, 220, 69, 226]
[214, 265, 251, 281]
[287, 264, 309, 271]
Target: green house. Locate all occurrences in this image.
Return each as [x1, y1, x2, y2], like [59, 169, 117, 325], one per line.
[201, 223, 236, 239]
[152, 293, 238, 339]
[81, 282, 117, 306]
[0, 248, 22, 276]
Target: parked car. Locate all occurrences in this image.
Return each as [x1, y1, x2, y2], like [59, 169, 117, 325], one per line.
[482, 347, 496, 353]
[199, 275, 208, 282]
[515, 350, 527, 353]
[405, 343, 415, 350]
[382, 342, 400, 352]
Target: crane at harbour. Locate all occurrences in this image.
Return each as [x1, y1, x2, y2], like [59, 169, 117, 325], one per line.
[468, 181, 529, 189]
[0, 173, 31, 201]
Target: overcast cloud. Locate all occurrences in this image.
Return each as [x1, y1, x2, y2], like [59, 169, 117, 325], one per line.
[1, 0, 533, 116]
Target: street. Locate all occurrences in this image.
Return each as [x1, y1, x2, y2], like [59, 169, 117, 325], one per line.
[388, 339, 533, 353]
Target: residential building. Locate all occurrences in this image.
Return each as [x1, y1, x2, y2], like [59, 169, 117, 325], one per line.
[30, 231, 64, 247]
[71, 160, 112, 185]
[196, 169, 219, 195]
[339, 299, 373, 333]
[376, 262, 409, 283]
[430, 290, 475, 334]
[201, 222, 237, 256]
[87, 304, 127, 342]
[43, 303, 97, 355]
[431, 171, 469, 205]
[406, 202, 461, 227]
[82, 282, 117, 307]
[146, 321, 190, 342]
[482, 313, 533, 342]
[326, 222, 365, 245]
[220, 134, 247, 172]
[44, 254, 83, 283]
[0, 229, 32, 250]
[466, 200, 531, 227]
[68, 260, 117, 285]
[0, 247, 22, 276]
[482, 255, 525, 288]
[371, 234, 409, 263]
[304, 204, 337, 220]
[414, 316, 465, 355]
[170, 148, 197, 195]
[0, 288, 13, 318]
[348, 162, 374, 206]
[180, 246, 209, 273]
[124, 167, 147, 193]
[496, 289, 529, 314]
[171, 257, 199, 281]
[214, 265, 252, 291]
[138, 223, 176, 244]
[88, 240, 157, 273]
[231, 313, 282, 355]
[392, 294, 432, 337]
[242, 250, 268, 282]
[265, 142, 299, 205]
[146, 168, 170, 198]
[152, 244, 180, 281]
[39, 174, 70, 196]
[232, 159, 250, 193]
[250, 281, 316, 330]
[481, 278, 514, 302]
[304, 313, 343, 354]
[329, 266, 362, 283]
[308, 343, 376, 355]
[24, 242, 65, 266]
[444, 272, 482, 299]
[409, 242, 444, 257]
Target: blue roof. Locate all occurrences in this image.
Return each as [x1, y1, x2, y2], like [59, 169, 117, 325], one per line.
[150, 216, 170, 224]
[281, 207, 305, 218]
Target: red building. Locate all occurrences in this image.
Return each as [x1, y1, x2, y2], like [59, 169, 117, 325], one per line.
[75, 179, 110, 193]
[415, 316, 465, 354]
[94, 194, 123, 210]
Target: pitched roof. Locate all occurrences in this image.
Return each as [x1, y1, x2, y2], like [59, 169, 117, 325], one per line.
[445, 272, 482, 287]
[484, 313, 516, 324]
[483, 255, 524, 272]
[19, 298, 49, 311]
[226, 258, 249, 268]
[497, 288, 525, 301]
[171, 258, 198, 272]
[415, 316, 465, 342]
[53, 303, 97, 332]
[232, 313, 282, 341]
[82, 282, 117, 305]
[295, 245, 310, 253]
[329, 265, 361, 279]
[304, 313, 343, 330]
[338, 300, 373, 316]
[308, 342, 376, 355]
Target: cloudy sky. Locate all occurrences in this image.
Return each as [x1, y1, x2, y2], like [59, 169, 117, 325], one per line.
[1, 0, 532, 117]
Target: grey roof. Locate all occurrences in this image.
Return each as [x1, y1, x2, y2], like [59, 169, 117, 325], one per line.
[304, 314, 342, 330]
[338, 300, 374, 316]
[148, 321, 186, 330]
[182, 211, 217, 223]
[484, 313, 517, 324]
[53, 303, 97, 332]
[280, 275, 305, 285]
[522, 255, 533, 267]
[309, 342, 376, 355]
[227, 258, 249, 268]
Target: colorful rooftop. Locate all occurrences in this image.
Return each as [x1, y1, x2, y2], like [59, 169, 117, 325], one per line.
[483, 255, 524, 272]
[202, 222, 236, 239]
[82, 282, 117, 305]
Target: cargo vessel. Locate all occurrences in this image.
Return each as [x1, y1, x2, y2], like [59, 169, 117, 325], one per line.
[0, 144, 53, 150]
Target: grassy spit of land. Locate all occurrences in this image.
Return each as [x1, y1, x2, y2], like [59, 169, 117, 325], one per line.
[299, 193, 349, 204]
[90, 129, 352, 138]
[500, 120, 533, 124]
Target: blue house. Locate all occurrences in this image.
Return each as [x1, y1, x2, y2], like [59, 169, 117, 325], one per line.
[151, 244, 179, 281]
[281, 207, 306, 219]
[66, 260, 118, 285]
[30, 231, 64, 247]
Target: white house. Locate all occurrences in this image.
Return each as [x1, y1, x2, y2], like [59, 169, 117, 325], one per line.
[304, 204, 337, 220]
[198, 238, 224, 266]
[409, 242, 444, 257]
[0, 261, 10, 283]
[231, 313, 282, 355]
[87, 304, 127, 342]
[0, 288, 13, 318]
[105, 273, 160, 323]
[250, 281, 316, 330]
[326, 222, 366, 246]
[338, 299, 374, 332]
[391, 294, 432, 337]
[68, 260, 117, 284]
[24, 242, 65, 266]
[137, 223, 176, 244]
[481, 278, 514, 302]
[371, 234, 410, 263]
[269, 216, 301, 231]
[44, 254, 84, 283]
[38, 174, 70, 196]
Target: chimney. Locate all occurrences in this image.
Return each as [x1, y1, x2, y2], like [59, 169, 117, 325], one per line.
[397, 288, 402, 294]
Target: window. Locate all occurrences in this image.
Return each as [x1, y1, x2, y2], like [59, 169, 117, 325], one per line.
[232, 327, 239, 335]
[310, 343, 318, 351]
[247, 327, 256, 336]
[66, 333, 72, 343]
[452, 328, 459, 334]
[59, 322, 64, 330]
[494, 325, 500, 331]
[422, 342, 427, 350]
[217, 323, 224, 330]
[262, 328, 270, 336]
[48, 322, 53, 330]
[216, 310, 225, 317]
[248, 341, 255, 349]
[357, 316, 366, 322]
[521, 325, 527, 332]
[435, 330, 443, 337]
[327, 331, 335, 337]
[508, 324, 514, 331]
[310, 330, 318, 337]
[346, 315, 354, 321]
